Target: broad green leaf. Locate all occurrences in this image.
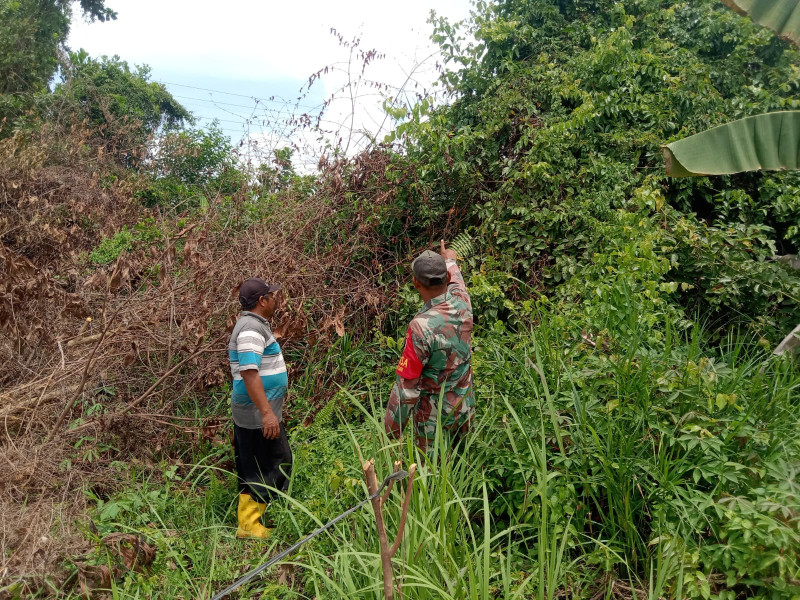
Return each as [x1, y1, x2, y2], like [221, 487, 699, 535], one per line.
[774, 323, 800, 355]
[663, 111, 800, 177]
[721, 0, 800, 44]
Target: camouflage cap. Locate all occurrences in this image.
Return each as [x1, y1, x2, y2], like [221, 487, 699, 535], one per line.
[412, 250, 447, 286]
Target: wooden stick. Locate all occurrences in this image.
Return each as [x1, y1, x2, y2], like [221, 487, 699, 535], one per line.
[364, 460, 418, 599]
[381, 460, 402, 507]
[65, 333, 104, 349]
[0, 385, 79, 419]
[363, 459, 395, 600]
[389, 463, 416, 557]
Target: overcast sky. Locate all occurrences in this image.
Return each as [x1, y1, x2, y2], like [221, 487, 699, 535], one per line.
[68, 0, 475, 165]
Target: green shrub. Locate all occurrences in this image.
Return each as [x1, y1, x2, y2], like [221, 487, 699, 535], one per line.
[89, 227, 134, 265]
[138, 125, 248, 210]
[88, 218, 164, 265]
[392, 0, 800, 332]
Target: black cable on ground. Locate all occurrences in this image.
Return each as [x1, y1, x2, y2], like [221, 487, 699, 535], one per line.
[210, 469, 409, 600]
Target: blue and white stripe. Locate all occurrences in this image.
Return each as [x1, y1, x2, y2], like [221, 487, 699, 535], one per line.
[228, 323, 288, 404]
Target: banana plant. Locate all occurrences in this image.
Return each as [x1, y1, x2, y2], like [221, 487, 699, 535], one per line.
[661, 2, 800, 354]
[662, 111, 800, 177]
[663, 112, 800, 355]
[720, 0, 800, 44]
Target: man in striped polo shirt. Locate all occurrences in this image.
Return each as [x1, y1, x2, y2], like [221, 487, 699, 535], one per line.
[228, 277, 291, 539]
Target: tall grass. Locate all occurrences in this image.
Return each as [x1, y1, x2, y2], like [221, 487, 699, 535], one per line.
[469, 307, 800, 599]
[281, 387, 566, 600]
[53, 306, 800, 599]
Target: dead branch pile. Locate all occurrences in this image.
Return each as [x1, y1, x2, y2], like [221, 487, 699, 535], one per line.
[0, 127, 421, 593]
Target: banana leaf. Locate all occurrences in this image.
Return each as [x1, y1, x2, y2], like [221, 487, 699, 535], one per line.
[662, 111, 800, 177]
[721, 0, 800, 44]
[774, 323, 800, 356]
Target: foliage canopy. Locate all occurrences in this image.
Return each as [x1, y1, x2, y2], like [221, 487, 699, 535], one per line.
[388, 0, 800, 337]
[0, 0, 117, 127]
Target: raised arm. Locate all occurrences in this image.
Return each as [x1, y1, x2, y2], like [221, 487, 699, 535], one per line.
[440, 239, 471, 309]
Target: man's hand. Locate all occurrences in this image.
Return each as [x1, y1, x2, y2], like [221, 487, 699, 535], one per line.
[440, 239, 458, 261]
[261, 410, 280, 439]
[241, 369, 281, 439]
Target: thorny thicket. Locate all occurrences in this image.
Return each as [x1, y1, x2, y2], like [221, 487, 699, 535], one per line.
[0, 118, 421, 592]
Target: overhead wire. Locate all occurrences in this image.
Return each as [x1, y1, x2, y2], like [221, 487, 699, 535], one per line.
[155, 55, 424, 159]
[172, 94, 272, 111]
[156, 80, 321, 110]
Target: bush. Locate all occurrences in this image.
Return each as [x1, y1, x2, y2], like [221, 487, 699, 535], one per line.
[393, 0, 800, 332]
[138, 125, 247, 210]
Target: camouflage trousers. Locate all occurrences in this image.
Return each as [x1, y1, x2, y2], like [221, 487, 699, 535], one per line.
[384, 389, 475, 453]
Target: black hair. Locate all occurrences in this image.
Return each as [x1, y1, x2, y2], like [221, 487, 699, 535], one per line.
[416, 276, 446, 289]
[241, 299, 258, 311]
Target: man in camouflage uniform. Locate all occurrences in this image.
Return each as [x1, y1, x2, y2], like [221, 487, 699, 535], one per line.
[385, 241, 474, 452]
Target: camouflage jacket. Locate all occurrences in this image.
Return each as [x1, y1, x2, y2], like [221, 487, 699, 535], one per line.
[385, 259, 475, 447]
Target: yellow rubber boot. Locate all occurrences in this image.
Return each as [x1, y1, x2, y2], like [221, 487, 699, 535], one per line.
[236, 493, 271, 539]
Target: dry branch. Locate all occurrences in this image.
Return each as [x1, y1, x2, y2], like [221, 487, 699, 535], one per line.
[65, 333, 104, 349]
[48, 299, 117, 441]
[1, 129, 413, 587]
[363, 459, 417, 600]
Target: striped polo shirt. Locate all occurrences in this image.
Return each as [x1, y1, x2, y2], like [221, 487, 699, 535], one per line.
[228, 311, 288, 428]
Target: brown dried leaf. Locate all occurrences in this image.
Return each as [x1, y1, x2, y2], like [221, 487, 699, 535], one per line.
[365, 292, 380, 308]
[277, 563, 295, 587]
[123, 341, 139, 367]
[334, 316, 345, 337]
[108, 266, 122, 291]
[334, 306, 346, 337]
[320, 316, 334, 333]
[103, 533, 156, 572]
[183, 236, 198, 262]
[84, 270, 107, 290]
[157, 263, 169, 286]
[273, 320, 289, 340]
[76, 562, 114, 596]
[203, 367, 226, 388]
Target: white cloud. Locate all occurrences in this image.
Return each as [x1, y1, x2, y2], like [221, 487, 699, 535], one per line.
[68, 0, 475, 163]
[70, 0, 471, 82]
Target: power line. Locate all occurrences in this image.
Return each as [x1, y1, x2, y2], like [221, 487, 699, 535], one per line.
[172, 94, 268, 111]
[174, 95, 323, 124]
[158, 80, 321, 110]
[191, 115, 252, 125]
[188, 109, 348, 132]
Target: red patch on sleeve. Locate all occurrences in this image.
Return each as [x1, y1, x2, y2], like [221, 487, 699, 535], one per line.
[396, 328, 423, 379]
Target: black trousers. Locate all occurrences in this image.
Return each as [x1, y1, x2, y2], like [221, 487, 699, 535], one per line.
[233, 422, 292, 504]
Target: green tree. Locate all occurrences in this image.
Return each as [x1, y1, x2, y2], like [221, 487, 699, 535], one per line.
[153, 125, 236, 186]
[256, 147, 315, 195]
[50, 51, 190, 162]
[394, 0, 800, 332]
[138, 124, 247, 209]
[0, 0, 117, 128]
